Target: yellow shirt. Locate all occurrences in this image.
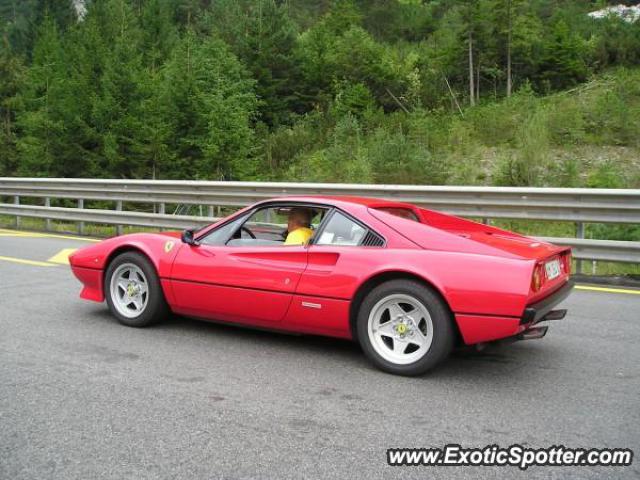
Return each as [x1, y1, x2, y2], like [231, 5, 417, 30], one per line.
[284, 227, 313, 245]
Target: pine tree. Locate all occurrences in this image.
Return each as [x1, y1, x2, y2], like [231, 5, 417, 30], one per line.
[15, 14, 65, 176]
[459, 0, 493, 105]
[205, 0, 300, 127]
[140, 0, 177, 73]
[90, 0, 148, 178]
[0, 0, 76, 56]
[158, 30, 257, 180]
[56, 3, 109, 177]
[0, 36, 24, 175]
[492, 0, 543, 96]
[539, 19, 590, 91]
[137, 0, 178, 179]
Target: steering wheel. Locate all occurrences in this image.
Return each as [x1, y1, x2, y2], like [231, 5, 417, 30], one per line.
[240, 225, 256, 239]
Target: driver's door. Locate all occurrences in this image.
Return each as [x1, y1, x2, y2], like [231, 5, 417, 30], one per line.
[169, 206, 314, 325]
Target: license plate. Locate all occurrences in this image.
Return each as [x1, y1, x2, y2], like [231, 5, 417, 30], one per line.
[545, 259, 561, 280]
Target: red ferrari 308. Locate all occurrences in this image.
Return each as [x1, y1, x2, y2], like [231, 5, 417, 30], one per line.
[69, 196, 573, 375]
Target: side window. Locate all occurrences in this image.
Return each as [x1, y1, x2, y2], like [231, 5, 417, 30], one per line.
[199, 214, 248, 246]
[316, 212, 366, 246]
[240, 206, 291, 243]
[225, 205, 327, 247]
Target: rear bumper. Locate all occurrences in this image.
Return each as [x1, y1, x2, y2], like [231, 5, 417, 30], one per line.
[520, 280, 574, 325]
[455, 280, 574, 345]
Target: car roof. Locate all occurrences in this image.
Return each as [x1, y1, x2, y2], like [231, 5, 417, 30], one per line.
[261, 195, 418, 211]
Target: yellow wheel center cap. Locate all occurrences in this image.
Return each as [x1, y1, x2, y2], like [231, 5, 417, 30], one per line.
[127, 284, 136, 296]
[396, 323, 407, 334]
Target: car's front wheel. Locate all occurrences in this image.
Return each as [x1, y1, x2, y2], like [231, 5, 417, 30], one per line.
[105, 251, 169, 327]
[356, 279, 454, 376]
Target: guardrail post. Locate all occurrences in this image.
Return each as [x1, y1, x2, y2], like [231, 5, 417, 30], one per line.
[77, 198, 85, 235]
[14, 195, 20, 228]
[44, 197, 51, 231]
[116, 200, 123, 236]
[158, 203, 165, 232]
[575, 222, 584, 274]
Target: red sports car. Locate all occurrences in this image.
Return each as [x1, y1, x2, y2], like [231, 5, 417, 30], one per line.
[69, 196, 573, 375]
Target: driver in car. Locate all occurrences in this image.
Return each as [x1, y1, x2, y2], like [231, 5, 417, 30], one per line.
[284, 208, 313, 245]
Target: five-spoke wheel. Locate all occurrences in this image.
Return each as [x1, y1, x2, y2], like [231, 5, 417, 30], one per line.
[105, 251, 169, 327]
[357, 279, 454, 376]
[368, 294, 434, 365]
[110, 263, 149, 318]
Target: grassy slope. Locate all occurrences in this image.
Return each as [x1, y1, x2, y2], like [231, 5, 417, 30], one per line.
[273, 68, 640, 190]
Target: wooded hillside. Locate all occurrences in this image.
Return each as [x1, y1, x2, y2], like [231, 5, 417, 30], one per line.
[1, 0, 639, 187]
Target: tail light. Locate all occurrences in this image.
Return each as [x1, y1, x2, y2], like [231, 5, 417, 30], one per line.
[531, 263, 544, 292]
[532, 252, 571, 293]
[561, 251, 572, 275]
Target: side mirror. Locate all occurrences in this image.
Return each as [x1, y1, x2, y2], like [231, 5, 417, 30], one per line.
[181, 229, 199, 246]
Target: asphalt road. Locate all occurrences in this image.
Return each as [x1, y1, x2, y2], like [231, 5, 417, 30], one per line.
[1, 230, 639, 480]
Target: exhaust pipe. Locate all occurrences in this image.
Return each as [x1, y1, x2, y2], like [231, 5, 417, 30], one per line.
[517, 326, 548, 341]
[542, 309, 566, 322]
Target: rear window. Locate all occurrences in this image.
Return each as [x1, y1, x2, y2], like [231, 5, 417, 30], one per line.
[374, 207, 420, 222]
[316, 211, 367, 246]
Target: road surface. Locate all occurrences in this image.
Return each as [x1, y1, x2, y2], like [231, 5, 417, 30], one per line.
[1, 229, 638, 479]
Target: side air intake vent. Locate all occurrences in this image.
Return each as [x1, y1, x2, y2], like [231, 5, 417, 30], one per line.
[361, 231, 385, 247]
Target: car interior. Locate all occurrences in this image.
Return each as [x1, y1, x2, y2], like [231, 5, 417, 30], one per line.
[225, 206, 327, 247]
[198, 203, 384, 248]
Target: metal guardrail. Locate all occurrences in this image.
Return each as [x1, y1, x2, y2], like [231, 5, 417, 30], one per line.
[536, 237, 640, 264]
[1, 177, 639, 222]
[1, 178, 639, 266]
[0, 204, 215, 230]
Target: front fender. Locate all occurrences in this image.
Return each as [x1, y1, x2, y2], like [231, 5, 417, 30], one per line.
[69, 233, 182, 277]
[69, 233, 183, 302]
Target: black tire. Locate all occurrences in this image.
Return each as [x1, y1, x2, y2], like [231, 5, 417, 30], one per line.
[104, 251, 169, 327]
[356, 279, 454, 376]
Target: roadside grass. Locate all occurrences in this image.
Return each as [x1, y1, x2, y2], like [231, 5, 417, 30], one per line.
[573, 260, 640, 276]
[0, 215, 160, 237]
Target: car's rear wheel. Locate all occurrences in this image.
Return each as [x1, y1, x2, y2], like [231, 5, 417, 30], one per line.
[356, 279, 454, 376]
[105, 252, 169, 327]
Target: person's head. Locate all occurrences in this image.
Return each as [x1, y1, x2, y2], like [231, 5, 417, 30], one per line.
[287, 208, 311, 232]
